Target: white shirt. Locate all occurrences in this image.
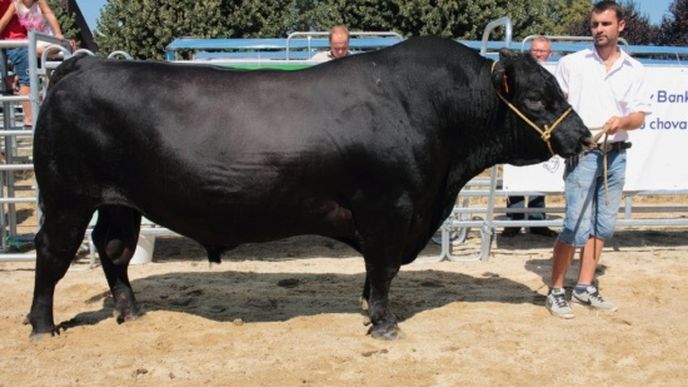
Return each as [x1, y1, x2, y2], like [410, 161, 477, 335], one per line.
[310, 50, 351, 62]
[555, 47, 651, 143]
[311, 50, 335, 61]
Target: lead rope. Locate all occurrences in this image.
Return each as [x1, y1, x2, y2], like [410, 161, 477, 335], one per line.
[590, 125, 611, 206]
[602, 132, 610, 206]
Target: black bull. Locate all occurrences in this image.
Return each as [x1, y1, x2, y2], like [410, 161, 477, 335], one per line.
[28, 37, 590, 339]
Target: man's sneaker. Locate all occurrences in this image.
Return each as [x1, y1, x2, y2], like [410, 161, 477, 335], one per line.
[571, 285, 618, 312]
[546, 288, 574, 319]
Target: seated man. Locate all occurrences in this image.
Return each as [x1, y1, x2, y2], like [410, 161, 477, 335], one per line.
[311, 25, 350, 61]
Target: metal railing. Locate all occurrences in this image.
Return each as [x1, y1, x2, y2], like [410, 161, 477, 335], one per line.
[0, 32, 71, 258]
[0, 32, 129, 262]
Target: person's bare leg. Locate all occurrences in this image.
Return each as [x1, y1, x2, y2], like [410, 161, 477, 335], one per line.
[551, 239, 576, 288]
[18, 85, 31, 127]
[577, 236, 605, 285]
[572, 236, 617, 311]
[547, 239, 577, 318]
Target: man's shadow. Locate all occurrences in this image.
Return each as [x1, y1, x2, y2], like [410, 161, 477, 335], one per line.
[524, 255, 608, 293]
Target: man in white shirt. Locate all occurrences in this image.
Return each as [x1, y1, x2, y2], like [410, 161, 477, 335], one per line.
[312, 25, 351, 61]
[546, 1, 651, 319]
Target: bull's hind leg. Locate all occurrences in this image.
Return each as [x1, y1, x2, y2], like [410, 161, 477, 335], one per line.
[92, 205, 143, 324]
[29, 208, 92, 336]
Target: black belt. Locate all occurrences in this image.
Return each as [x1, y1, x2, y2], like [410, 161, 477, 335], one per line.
[597, 141, 632, 153]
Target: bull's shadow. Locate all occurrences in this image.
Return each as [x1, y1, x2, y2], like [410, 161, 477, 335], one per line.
[58, 268, 541, 332]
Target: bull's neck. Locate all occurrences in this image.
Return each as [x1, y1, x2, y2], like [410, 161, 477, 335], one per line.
[444, 63, 513, 186]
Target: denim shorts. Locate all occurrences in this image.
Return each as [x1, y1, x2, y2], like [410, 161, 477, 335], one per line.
[6, 47, 30, 86]
[558, 148, 627, 247]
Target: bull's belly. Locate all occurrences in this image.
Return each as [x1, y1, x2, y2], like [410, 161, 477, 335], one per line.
[138, 197, 355, 247]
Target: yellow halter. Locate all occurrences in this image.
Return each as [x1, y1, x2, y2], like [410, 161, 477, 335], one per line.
[491, 61, 572, 156]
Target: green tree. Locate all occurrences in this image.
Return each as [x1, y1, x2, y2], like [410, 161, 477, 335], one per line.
[94, 0, 613, 60]
[297, 0, 399, 32]
[658, 0, 688, 45]
[537, 0, 591, 35]
[95, 0, 302, 60]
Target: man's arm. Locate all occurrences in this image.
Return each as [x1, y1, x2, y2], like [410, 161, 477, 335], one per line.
[604, 111, 646, 134]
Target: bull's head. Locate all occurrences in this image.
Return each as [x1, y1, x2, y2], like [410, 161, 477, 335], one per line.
[491, 49, 592, 165]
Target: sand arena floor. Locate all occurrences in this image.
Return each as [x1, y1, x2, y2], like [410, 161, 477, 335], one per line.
[1, 227, 686, 386]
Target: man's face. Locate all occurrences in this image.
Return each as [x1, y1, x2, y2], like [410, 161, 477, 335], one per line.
[591, 9, 625, 48]
[529, 40, 552, 62]
[330, 33, 349, 58]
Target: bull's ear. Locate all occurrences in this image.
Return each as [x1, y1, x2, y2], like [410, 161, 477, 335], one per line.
[491, 60, 512, 96]
[498, 48, 514, 60]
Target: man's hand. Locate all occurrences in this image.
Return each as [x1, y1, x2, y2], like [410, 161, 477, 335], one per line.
[605, 112, 646, 133]
[603, 116, 623, 134]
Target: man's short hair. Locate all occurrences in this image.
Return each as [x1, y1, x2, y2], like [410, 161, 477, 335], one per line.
[329, 25, 349, 42]
[593, 1, 624, 21]
[532, 35, 551, 45]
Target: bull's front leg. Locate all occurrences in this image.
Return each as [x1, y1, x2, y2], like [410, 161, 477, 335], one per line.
[364, 261, 401, 340]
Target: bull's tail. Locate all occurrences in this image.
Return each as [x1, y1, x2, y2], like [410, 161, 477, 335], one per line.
[48, 53, 94, 88]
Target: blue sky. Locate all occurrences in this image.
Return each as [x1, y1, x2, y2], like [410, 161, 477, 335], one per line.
[77, 0, 676, 33]
[636, 0, 674, 24]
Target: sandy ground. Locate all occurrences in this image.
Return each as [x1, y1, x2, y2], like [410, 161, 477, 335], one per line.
[1, 226, 687, 386]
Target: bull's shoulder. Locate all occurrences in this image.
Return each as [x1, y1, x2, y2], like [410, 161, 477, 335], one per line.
[49, 54, 101, 87]
[375, 36, 485, 70]
[396, 36, 476, 56]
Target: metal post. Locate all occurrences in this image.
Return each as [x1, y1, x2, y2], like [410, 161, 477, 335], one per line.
[28, 32, 40, 132]
[479, 166, 499, 261]
[0, 49, 8, 249]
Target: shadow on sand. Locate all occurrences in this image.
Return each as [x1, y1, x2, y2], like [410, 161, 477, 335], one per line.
[58, 268, 539, 332]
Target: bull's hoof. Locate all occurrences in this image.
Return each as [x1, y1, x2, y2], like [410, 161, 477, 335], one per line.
[25, 313, 57, 338]
[114, 306, 146, 324]
[367, 322, 400, 340]
[29, 324, 58, 339]
[30, 331, 56, 341]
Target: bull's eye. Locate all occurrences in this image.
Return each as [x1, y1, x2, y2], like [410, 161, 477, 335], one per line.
[524, 97, 544, 111]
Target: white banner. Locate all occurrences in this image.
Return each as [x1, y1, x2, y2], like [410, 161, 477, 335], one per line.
[503, 65, 688, 193]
